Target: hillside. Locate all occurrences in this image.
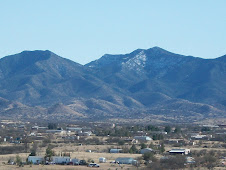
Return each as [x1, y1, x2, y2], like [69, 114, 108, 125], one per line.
[0, 48, 225, 122]
[0, 50, 121, 106]
[86, 47, 226, 104]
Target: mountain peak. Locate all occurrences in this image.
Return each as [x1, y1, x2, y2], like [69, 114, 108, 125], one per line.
[130, 47, 166, 55]
[0, 50, 56, 63]
[86, 47, 186, 69]
[0, 50, 54, 73]
[21, 49, 51, 53]
[19, 50, 55, 58]
[0, 49, 84, 82]
[150, 46, 164, 50]
[146, 46, 172, 54]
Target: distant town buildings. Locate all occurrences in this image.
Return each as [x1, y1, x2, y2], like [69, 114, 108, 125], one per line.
[134, 136, 152, 142]
[169, 149, 191, 155]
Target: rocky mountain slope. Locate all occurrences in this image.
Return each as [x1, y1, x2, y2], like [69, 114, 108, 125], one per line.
[0, 50, 122, 106]
[0, 48, 225, 122]
[87, 47, 226, 105]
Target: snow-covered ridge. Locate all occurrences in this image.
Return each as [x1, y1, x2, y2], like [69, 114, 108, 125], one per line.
[122, 51, 146, 72]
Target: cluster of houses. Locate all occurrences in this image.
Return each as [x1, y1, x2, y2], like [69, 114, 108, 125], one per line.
[1, 121, 225, 169]
[26, 146, 192, 166]
[34, 126, 92, 137]
[26, 147, 192, 166]
[27, 155, 138, 166]
[28, 156, 79, 165]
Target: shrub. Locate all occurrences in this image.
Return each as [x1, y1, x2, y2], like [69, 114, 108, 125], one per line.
[16, 155, 22, 166]
[129, 144, 138, 154]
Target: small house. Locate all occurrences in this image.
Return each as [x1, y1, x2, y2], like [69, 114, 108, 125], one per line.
[52, 156, 70, 164]
[150, 131, 167, 135]
[78, 131, 92, 136]
[186, 157, 195, 164]
[46, 129, 67, 135]
[71, 158, 80, 165]
[169, 149, 190, 155]
[164, 139, 185, 145]
[110, 149, 122, 153]
[191, 135, 209, 140]
[28, 156, 44, 164]
[140, 148, 153, 154]
[99, 157, 106, 163]
[134, 136, 152, 142]
[66, 127, 82, 132]
[115, 157, 134, 164]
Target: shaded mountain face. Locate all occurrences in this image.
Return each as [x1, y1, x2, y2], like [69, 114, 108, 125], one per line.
[86, 47, 226, 104]
[0, 48, 225, 122]
[0, 50, 121, 106]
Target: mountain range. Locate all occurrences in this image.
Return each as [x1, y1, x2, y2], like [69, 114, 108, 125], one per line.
[0, 47, 225, 122]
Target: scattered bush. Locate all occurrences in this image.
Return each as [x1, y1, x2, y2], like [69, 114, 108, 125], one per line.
[0, 146, 26, 154]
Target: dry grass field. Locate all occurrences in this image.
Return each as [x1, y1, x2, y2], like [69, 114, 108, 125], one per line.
[0, 144, 143, 170]
[1, 142, 226, 169]
[0, 164, 139, 170]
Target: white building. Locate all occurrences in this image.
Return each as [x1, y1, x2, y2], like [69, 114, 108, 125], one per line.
[115, 157, 135, 164]
[28, 156, 44, 164]
[110, 149, 122, 153]
[140, 148, 153, 154]
[52, 156, 70, 164]
[46, 129, 67, 135]
[99, 157, 106, 163]
[134, 136, 152, 142]
[78, 131, 92, 136]
[150, 131, 167, 135]
[71, 158, 80, 165]
[169, 149, 190, 155]
[32, 126, 48, 130]
[66, 127, 82, 132]
[191, 135, 211, 140]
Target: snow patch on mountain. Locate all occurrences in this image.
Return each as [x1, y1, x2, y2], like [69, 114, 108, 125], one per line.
[122, 51, 146, 72]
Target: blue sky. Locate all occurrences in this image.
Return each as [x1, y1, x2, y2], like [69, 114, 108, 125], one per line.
[0, 0, 225, 64]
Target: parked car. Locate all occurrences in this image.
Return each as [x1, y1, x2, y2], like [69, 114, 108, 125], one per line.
[79, 160, 87, 165]
[8, 161, 15, 165]
[110, 161, 119, 164]
[71, 158, 80, 165]
[88, 163, 100, 167]
[67, 162, 73, 165]
[73, 162, 79, 165]
[45, 161, 56, 165]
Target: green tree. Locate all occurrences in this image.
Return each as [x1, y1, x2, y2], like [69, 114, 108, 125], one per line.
[149, 143, 155, 149]
[146, 125, 159, 131]
[48, 123, 57, 129]
[16, 155, 22, 166]
[129, 144, 138, 154]
[29, 150, 36, 156]
[23, 137, 29, 153]
[29, 142, 37, 156]
[45, 145, 55, 161]
[174, 127, 181, 133]
[118, 140, 125, 145]
[152, 134, 164, 140]
[143, 152, 157, 162]
[164, 126, 171, 133]
[204, 153, 218, 169]
[201, 127, 211, 132]
[159, 143, 165, 153]
[160, 155, 186, 169]
[140, 143, 147, 149]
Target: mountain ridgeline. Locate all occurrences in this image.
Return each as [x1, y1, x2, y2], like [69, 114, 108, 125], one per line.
[0, 47, 225, 122]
